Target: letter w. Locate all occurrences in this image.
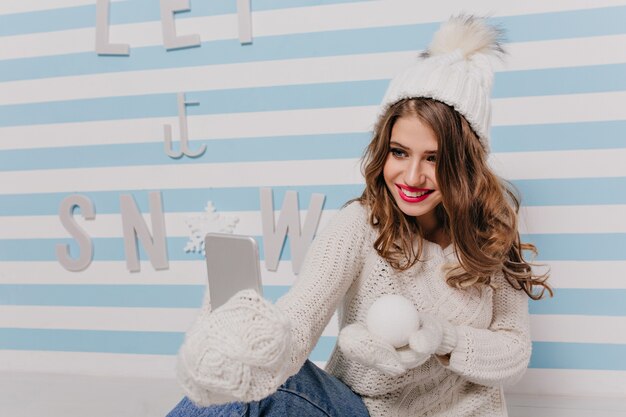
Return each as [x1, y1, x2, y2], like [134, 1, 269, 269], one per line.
[260, 188, 324, 274]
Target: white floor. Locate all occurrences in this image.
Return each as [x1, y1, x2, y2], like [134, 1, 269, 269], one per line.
[0, 373, 184, 417]
[2, 372, 626, 417]
[507, 394, 626, 417]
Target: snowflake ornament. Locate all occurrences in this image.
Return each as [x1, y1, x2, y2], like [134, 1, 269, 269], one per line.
[184, 201, 239, 254]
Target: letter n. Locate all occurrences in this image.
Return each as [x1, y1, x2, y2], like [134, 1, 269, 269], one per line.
[120, 191, 169, 272]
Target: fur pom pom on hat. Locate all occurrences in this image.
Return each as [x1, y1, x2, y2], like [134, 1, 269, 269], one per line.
[380, 15, 505, 152]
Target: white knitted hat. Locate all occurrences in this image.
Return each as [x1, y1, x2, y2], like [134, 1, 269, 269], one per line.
[379, 15, 504, 152]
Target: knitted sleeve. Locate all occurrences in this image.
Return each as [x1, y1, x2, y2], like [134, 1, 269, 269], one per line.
[275, 201, 370, 377]
[176, 201, 369, 405]
[445, 272, 532, 387]
[177, 288, 293, 405]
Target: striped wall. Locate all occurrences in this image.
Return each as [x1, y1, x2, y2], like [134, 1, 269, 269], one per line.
[1, 0, 626, 400]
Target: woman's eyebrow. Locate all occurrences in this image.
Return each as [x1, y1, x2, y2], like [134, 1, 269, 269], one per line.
[389, 141, 408, 149]
[390, 141, 438, 154]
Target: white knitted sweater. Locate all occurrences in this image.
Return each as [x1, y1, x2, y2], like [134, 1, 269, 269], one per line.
[177, 201, 532, 417]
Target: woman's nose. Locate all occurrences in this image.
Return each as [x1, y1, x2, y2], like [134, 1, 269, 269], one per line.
[404, 160, 426, 186]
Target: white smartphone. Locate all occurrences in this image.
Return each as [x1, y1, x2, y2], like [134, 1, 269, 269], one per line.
[204, 232, 263, 311]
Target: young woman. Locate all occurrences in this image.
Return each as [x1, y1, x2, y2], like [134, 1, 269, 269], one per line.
[168, 15, 551, 417]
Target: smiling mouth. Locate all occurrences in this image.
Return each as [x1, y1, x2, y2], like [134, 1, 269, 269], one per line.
[396, 185, 434, 202]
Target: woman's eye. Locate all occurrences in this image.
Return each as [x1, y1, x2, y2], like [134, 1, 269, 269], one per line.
[426, 155, 437, 163]
[390, 148, 406, 158]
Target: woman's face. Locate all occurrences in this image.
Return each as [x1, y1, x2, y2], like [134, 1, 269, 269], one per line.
[383, 115, 443, 226]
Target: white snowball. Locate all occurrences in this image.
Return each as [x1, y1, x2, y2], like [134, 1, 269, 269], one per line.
[366, 294, 419, 348]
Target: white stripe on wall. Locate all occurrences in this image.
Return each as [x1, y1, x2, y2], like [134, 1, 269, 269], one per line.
[506, 34, 626, 71]
[491, 148, 626, 180]
[546, 261, 626, 289]
[0, 305, 341, 336]
[518, 206, 626, 234]
[510, 368, 626, 397]
[493, 91, 626, 126]
[0, 350, 177, 378]
[530, 315, 626, 344]
[0, 305, 199, 332]
[0, 158, 364, 194]
[0, 107, 376, 151]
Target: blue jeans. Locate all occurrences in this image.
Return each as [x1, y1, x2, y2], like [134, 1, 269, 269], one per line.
[166, 360, 369, 417]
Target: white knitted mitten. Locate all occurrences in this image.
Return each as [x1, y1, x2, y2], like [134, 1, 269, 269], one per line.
[338, 323, 430, 377]
[409, 313, 458, 356]
[177, 289, 292, 406]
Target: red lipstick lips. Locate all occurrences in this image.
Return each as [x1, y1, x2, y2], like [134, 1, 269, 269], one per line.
[395, 184, 434, 203]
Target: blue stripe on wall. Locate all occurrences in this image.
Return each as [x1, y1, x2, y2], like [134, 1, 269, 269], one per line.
[17, 233, 626, 262]
[529, 342, 626, 371]
[0, 0, 371, 37]
[2, 6, 626, 83]
[1, 285, 624, 317]
[0, 284, 206, 308]
[2, 63, 625, 126]
[0, 133, 371, 172]
[491, 120, 626, 153]
[1, 234, 626, 262]
[522, 233, 626, 261]
[493, 63, 626, 98]
[0, 327, 336, 360]
[0, 327, 184, 354]
[513, 177, 626, 206]
[492, 6, 626, 42]
[0, 284, 288, 308]
[2, 120, 626, 172]
[309, 336, 337, 362]
[0, 327, 622, 371]
[528, 289, 626, 316]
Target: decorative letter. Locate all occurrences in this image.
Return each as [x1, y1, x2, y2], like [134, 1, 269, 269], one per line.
[120, 192, 169, 272]
[95, 0, 130, 55]
[56, 194, 95, 272]
[160, 0, 201, 50]
[237, 0, 252, 44]
[164, 93, 206, 158]
[260, 188, 325, 274]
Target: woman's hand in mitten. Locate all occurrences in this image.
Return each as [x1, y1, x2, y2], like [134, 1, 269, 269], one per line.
[408, 313, 458, 357]
[176, 289, 292, 406]
[338, 323, 430, 377]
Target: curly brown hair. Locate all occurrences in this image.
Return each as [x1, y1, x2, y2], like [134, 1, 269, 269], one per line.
[355, 97, 552, 300]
